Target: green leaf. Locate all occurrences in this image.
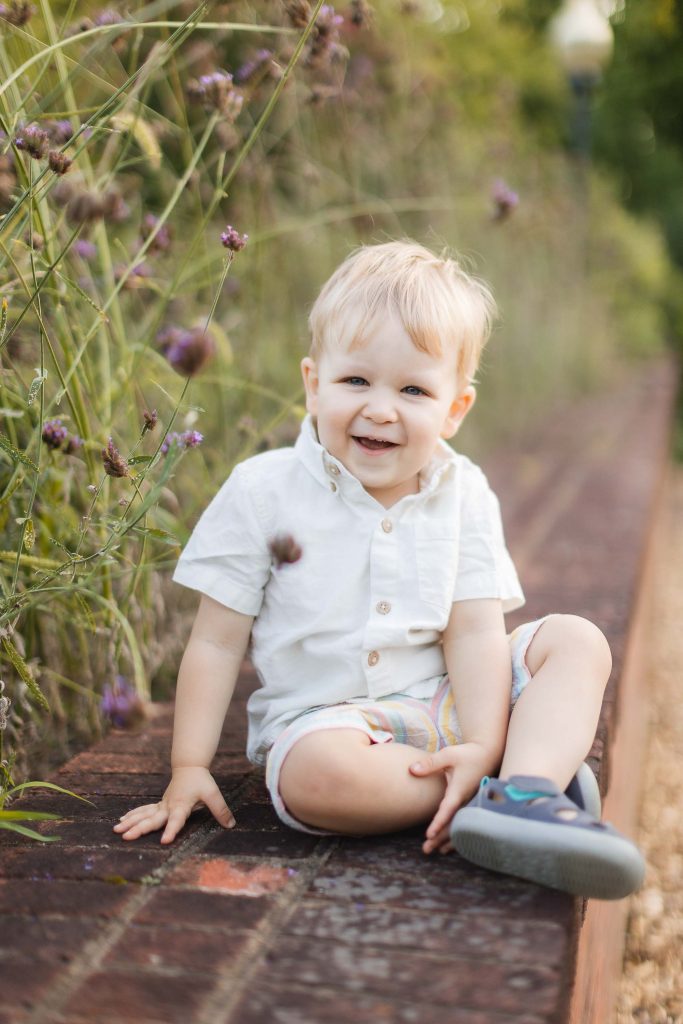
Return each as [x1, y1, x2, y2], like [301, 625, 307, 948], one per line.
[0, 435, 39, 473]
[7, 780, 95, 805]
[0, 810, 61, 821]
[0, 821, 60, 841]
[134, 527, 179, 545]
[0, 637, 50, 712]
[127, 455, 154, 465]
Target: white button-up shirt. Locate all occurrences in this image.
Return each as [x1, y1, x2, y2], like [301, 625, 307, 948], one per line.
[173, 416, 524, 764]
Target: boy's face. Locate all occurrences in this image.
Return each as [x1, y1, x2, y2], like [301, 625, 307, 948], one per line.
[301, 309, 475, 508]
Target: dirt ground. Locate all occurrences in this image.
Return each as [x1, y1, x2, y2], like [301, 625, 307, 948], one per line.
[615, 464, 683, 1024]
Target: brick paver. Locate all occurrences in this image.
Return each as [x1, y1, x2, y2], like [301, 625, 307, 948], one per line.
[1, 358, 678, 1024]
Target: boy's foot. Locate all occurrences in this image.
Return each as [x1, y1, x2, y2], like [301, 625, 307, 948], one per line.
[450, 775, 645, 900]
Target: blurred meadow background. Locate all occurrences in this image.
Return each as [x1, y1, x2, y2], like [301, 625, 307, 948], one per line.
[1, 0, 682, 800]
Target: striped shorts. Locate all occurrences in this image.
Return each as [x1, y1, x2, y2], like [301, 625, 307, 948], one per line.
[265, 616, 549, 834]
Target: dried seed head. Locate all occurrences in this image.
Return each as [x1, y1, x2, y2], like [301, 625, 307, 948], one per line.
[0, 1, 34, 27]
[268, 533, 303, 568]
[48, 150, 73, 175]
[284, 0, 312, 28]
[142, 408, 158, 432]
[101, 437, 129, 478]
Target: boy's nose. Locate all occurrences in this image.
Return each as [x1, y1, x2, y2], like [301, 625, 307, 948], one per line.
[362, 391, 398, 423]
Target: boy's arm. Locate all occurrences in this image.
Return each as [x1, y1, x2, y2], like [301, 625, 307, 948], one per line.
[410, 598, 511, 853]
[114, 594, 254, 843]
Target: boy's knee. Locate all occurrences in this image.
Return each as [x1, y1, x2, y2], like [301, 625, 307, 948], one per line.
[545, 613, 612, 674]
[278, 731, 370, 821]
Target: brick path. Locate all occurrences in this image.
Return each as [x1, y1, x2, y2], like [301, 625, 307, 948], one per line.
[1, 358, 678, 1024]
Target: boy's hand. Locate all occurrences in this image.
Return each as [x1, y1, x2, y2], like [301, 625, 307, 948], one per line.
[113, 766, 235, 844]
[409, 742, 494, 855]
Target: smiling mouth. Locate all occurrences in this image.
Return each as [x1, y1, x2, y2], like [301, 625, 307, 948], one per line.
[353, 436, 398, 451]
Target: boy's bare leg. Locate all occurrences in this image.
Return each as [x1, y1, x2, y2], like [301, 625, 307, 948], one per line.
[278, 729, 446, 834]
[499, 613, 612, 789]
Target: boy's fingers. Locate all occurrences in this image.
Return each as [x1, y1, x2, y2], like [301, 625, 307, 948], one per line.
[160, 807, 188, 844]
[409, 750, 450, 776]
[204, 789, 236, 829]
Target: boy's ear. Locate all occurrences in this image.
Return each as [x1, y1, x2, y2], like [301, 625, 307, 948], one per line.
[441, 385, 476, 439]
[301, 356, 319, 416]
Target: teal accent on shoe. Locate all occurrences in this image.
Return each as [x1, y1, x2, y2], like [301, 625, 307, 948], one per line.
[504, 784, 555, 802]
[480, 776, 490, 788]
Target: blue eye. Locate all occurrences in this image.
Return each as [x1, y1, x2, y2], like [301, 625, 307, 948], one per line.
[402, 385, 426, 396]
[344, 377, 368, 386]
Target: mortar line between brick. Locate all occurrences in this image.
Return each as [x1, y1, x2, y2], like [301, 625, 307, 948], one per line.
[24, 777, 256, 1024]
[195, 839, 340, 1024]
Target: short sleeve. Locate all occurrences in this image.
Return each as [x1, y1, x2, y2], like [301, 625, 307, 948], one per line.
[453, 464, 525, 613]
[172, 463, 271, 616]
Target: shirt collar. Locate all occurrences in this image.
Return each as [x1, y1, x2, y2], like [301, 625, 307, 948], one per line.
[294, 415, 457, 511]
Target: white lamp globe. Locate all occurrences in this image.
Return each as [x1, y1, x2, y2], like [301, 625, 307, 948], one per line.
[549, 0, 614, 78]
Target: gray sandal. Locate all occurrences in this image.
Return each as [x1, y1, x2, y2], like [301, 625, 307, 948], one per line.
[450, 774, 645, 900]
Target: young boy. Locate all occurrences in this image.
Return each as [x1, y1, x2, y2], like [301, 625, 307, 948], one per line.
[115, 240, 644, 900]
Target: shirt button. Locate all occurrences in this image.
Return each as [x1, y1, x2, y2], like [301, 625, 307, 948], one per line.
[367, 650, 380, 667]
[376, 601, 391, 615]
[329, 481, 337, 492]
[328, 464, 340, 476]
[381, 518, 393, 533]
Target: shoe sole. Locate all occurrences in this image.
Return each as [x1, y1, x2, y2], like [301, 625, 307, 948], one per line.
[451, 809, 645, 900]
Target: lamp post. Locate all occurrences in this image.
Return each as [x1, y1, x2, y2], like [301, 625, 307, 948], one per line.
[549, 0, 614, 160]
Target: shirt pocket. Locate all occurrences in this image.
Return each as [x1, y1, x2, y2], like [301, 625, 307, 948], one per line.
[415, 520, 459, 612]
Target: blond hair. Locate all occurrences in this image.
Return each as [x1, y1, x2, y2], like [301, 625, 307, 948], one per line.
[308, 240, 497, 385]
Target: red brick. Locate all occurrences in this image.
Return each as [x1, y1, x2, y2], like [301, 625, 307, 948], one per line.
[0, 957, 65, 1011]
[283, 899, 569, 964]
[133, 888, 274, 929]
[0, 915, 101, 960]
[203, 827, 319, 858]
[260, 935, 566, 1016]
[104, 922, 250, 973]
[50, 771, 170, 797]
[230, 984, 550, 1024]
[168, 856, 299, 896]
[307, 862, 573, 920]
[0, 879, 132, 917]
[0, 846, 169, 882]
[62, 969, 209, 1023]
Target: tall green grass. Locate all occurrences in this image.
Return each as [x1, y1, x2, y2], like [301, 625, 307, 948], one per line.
[0, 0, 677, 797]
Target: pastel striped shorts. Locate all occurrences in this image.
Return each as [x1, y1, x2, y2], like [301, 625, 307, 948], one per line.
[265, 616, 549, 834]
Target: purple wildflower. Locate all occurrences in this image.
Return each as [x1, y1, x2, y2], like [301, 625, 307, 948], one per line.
[220, 225, 248, 252]
[307, 4, 346, 69]
[269, 533, 303, 568]
[158, 325, 215, 377]
[141, 213, 172, 255]
[187, 71, 244, 121]
[101, 437, 129, 478]
[160, 430, 204, 455]
[93, 7, 123, 26]
[100, 676, 144, 729]
[41, 418, 69, 450]
[491, 178, 519, 222]
[73, 239, 97, 260]
[48, 150, 73, 175]
[64, 434, 84, 454]
[46, 120, 75, 145]
[14, 123, 49, 160]
[235, 49, 275, 84]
